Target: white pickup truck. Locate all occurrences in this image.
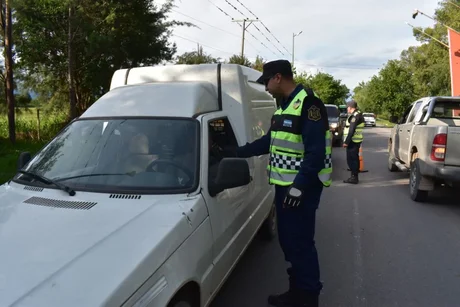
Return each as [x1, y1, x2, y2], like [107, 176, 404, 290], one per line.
[388, 96, 460, 202]
[0, 64, 278, 307]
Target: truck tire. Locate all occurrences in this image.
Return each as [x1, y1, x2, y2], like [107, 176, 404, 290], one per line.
[260, 202, 277, 241]
[388, 141, 398, 172]
[409, 157, 429, 202]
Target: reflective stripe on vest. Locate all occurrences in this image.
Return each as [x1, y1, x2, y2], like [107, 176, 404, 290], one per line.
[343, 111, 364, 143]
[267, 89, 332, 187]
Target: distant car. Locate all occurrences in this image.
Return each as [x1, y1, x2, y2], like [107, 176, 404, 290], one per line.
[363, 112, 376, 127]
[325, 104, 344, 146]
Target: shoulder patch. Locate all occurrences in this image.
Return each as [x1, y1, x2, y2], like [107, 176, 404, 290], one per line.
[351, 117, 356, 122]
[292, 99, 301, 110]
[307, 105, 321, 121]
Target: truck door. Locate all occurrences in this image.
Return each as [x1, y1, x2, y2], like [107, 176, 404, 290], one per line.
[399, 101, 423, 161]
[199, 114, 254, 293]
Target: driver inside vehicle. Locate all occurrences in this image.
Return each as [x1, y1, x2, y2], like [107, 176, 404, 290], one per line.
[122, 131, 159, 174]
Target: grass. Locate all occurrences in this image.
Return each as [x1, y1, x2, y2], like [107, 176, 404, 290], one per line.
[376, 118, 395, 128]
[0, 107, 68, 184]
[0, 139, 46, 184]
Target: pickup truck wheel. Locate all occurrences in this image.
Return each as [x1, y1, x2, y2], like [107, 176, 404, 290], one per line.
[409, 158, 429, 202]
[388, 156, 398, 172]
[260, 202, 277, 241]
[388, 142, 398, 172]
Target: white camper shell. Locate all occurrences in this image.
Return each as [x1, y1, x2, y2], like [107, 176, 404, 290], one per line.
[0, 64, 278, 307]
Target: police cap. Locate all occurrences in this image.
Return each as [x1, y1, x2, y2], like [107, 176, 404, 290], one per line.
[256, 59, 293, 84]
[347, 100, 358, 108]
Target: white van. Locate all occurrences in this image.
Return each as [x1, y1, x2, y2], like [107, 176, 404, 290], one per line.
[0, 64, 277, 307]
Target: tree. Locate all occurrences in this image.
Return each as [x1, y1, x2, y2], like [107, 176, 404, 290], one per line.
[1, 0, 16, 143]
[354, 0, 460, 118]
[251, 55, 265, 72]
[13, 0, 192, 119]
[228, 54, 252, 67]
[295, 71, 349, 105]
[175, 45, 220, 64]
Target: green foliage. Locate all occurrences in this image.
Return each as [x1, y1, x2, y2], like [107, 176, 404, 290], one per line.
[12, 0, 192, 115]
[353, 0, 459, 117]
[175, 45, 220, 64]
[251, 55, 265, 72]
[295, 71, 350, 105]
[228, 54, 252, 67]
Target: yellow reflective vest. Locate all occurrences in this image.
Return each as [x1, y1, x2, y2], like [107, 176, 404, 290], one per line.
[267, 89, 332, 187]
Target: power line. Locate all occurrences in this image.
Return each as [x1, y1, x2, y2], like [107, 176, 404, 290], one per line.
[223, 0, 284, 55]
[172, 34, 236, 55]
[233, 0, 291, 55]
[171, 9, 262, 53]
[207, 0, 276, 56]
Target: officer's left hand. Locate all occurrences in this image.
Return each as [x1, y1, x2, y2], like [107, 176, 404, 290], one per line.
[283, 186, 303, 208]
[343, 143, 348, 148]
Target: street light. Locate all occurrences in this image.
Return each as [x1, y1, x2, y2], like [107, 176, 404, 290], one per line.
[292, 31, 302, 67]
[412, 8, 459, 33]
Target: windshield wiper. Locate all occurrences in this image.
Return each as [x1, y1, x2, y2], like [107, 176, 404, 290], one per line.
[53, 172, 136, 182]
[18, 170, 76, 196]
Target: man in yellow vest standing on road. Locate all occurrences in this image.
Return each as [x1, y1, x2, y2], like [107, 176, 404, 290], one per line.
[343, 100, 364, 184]
[224, 60, 332, 307]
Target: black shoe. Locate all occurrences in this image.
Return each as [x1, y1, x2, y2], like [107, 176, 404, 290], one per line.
[343, 175, 359, 184]
[268, 289, 319, 307]
[268, 290, 294, 306]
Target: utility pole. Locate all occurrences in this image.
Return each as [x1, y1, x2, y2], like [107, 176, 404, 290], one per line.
[232, 18, 259, 58]
[292, 31, 303, 67]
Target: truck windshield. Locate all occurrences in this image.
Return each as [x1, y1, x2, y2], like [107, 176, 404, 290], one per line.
[14, 118, 199, 194]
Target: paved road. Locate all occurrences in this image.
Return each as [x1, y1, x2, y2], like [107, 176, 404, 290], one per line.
[210, 127, 460, 307]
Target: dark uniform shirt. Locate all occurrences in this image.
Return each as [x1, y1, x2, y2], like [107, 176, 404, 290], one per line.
[236, 85, 329, 189]
[344, 111, 364, 145]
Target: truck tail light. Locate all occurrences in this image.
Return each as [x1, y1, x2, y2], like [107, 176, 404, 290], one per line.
[430, 133, 447, 161]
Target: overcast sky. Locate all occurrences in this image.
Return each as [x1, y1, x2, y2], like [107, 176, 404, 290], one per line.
[159, 0, 441, 91]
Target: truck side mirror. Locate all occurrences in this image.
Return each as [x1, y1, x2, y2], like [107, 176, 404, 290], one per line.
[209, 158, 251, 196]
[17, 152, 31, 170]
[389, 116, 399, 124]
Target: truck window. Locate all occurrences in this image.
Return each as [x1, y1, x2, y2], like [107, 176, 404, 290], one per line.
[208, 117, 239, 194]
[431, 100, 460, 119]
[400, 104, 414, 124]
[407, 101, 423, 123]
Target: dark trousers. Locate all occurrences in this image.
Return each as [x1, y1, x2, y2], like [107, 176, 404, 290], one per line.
[274, 183, 323, 294]
[346, 141, 361, 175]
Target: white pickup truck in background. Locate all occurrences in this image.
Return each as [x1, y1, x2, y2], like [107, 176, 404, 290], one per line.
[388, 96, 460, 202]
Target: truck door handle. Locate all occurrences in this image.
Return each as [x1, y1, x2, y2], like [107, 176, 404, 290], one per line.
[407, 129, 411, 132]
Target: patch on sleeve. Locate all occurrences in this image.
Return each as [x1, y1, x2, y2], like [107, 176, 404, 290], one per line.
[307, 105, 321, 121]
[351, 117, 356, 122]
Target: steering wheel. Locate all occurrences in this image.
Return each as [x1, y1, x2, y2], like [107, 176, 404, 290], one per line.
[146, 159, 194, 182]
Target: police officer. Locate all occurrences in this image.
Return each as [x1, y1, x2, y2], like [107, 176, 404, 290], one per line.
[342, 100, 364, 184]
[226, 60, 332, 307]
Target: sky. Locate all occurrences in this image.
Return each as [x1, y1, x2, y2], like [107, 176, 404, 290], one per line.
[158, 0, 441, 91]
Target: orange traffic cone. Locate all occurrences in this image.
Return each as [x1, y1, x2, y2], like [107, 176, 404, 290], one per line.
[359, 145, 368, 173]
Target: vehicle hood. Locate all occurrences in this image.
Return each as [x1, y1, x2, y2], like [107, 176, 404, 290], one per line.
[0, 182, 206, 307]
[328, 117, 339, 123]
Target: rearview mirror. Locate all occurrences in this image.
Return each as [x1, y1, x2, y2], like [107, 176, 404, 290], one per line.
[209, 158, 251, 196]
[17, 152, 31, 170]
